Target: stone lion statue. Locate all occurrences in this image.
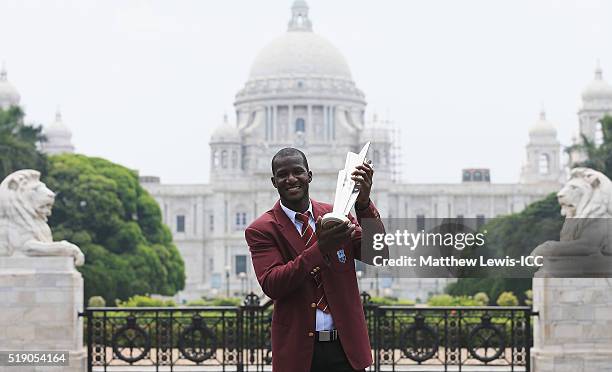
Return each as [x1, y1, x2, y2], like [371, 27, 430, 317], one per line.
[531, 167, 612, 258]
[0, 169, 84, 266]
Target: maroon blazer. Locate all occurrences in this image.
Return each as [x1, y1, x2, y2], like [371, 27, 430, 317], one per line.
[245, 199, 385, 372]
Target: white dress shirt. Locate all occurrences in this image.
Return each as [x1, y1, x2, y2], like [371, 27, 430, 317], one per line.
[280, 200, 335, 331]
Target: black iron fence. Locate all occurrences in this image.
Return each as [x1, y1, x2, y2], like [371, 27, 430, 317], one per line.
[83, 292, 534, 371]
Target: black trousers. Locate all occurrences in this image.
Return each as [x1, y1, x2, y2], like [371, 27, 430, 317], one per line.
[310, 340, 365, 372]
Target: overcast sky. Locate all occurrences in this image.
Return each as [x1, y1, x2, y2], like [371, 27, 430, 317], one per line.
[1, 0, 611, 184]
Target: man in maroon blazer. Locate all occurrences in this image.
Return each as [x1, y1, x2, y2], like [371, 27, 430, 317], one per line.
[245, 148, 386, 372]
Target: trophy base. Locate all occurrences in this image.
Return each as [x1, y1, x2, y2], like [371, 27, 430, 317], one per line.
[321, 213, 349, 229]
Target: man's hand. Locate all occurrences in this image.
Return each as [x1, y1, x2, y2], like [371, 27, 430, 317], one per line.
[315, 217, 356, 255]
[352, 160, 374, 208]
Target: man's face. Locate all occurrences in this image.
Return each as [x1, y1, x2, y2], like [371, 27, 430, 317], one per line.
[271, 155, 312, 203]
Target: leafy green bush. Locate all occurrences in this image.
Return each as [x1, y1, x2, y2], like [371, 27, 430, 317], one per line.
[208, 297, 243, 306]
[496, 291, 519, 306]
[473, 292, 489, 306]
[426, 294, 453, 306]
[46, 154, 185, 304]
[186, 298, 208, 306]
[427, 294, 480, 307]
[87, 296, 106, 307]
[368, 297, 415, 306]
[524, 290, 533, 306]
[116, 295, 176, 308]
[186, 297, 243, 306]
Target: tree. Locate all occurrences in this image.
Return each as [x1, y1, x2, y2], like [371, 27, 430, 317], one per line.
[568, 115, 612, 178]
[46, 154, 185, 303]
[0, 105, 184, 304]
[447, 193, 563, 303]
[0, 106, 47, 179]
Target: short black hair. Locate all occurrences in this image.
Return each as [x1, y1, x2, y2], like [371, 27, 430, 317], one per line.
[271, 148, 309, 174]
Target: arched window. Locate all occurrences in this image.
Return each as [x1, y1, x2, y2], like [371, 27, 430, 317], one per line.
[221, 150, 228, 169]
[295, 118, 305, 133]
[538, 154, 550, 174]
[213, 151, 220, 168]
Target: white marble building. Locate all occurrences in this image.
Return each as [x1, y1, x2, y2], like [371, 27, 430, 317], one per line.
[140, 1, 612, 302]
[8, 1, 612, 302]
[138, 1, 611, 302]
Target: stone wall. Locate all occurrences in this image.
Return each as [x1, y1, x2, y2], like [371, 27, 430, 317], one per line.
[532, 278, 612, 372]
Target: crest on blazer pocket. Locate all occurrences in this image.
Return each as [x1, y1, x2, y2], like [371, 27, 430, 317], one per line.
[337, 249, 347, 263]
[331, 246, 353, 272]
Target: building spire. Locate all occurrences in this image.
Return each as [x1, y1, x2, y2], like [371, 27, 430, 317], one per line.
[55, 106, 62, 122]
[288, 0, 312, 32]
[595, 59, 603, 80]
[539, 103, 546, 120]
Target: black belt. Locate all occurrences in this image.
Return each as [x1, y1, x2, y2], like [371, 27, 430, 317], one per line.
[315, 329, 339, 342]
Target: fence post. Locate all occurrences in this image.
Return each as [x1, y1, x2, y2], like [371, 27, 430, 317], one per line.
[237, 304, 244, 372]
[526, 308, 533, 372]
[85, 310, 92, 372]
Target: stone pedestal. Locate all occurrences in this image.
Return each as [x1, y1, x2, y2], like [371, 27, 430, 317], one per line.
[532, 278, 612, 372]
[535, 256, 612, 278]
[0, 257, 86, 372]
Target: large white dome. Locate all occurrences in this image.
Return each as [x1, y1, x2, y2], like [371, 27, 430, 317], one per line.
[247, 0, 352, 82]
[582, 64, 612, 101]
[248, 32, 352, 81]
[529, 110, 556, 136]
[45, 109, 72, 138]
[40, 109, 75, 155]
[235, 1, 365, 105]
[210, 114, 240, 143]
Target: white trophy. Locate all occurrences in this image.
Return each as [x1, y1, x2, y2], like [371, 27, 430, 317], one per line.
[321, 142, 371, 228]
